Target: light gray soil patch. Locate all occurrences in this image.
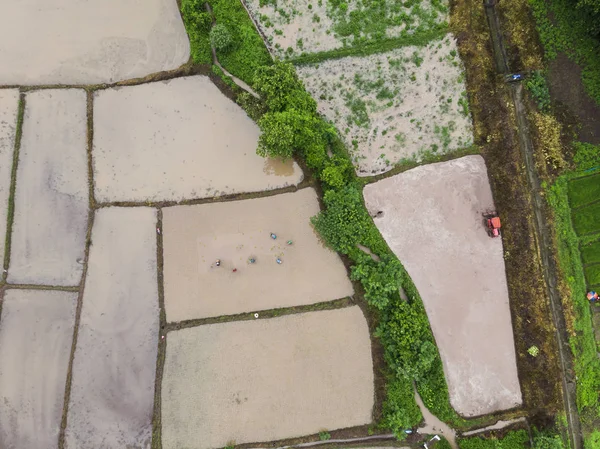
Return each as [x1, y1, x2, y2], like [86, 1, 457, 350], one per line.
[7, 90, 88, 286]
[162, 188, 353, 322]
[363, 155, 522, 416]
[297, 36, 472, 176]
[92, 76, 303, 202]
[0, 89, 19, 267]
[0, 0, 189, 85]
[161, 306, 374, 449]
[65, 207, 159, 449]
[0, 289, 76, 449]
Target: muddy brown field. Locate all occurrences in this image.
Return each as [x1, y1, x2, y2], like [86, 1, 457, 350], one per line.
[364, 155, 522, 416]
[162, 187, 354, 321]
[161, 306, 374, 449]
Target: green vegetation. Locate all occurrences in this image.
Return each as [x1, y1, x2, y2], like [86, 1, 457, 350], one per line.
[290, 27, 447, 65]
[529, 0, 600, 104]
[568, 174, 600, 208]
[573, 142, 600, 171]
[250, 60, 461, 436]
[181, 0, 212, 64]
[581, 240, 600, 265]
[209, 23, 234, 52]
[584, 263, 600, 285]
[318, 431, 331, 441]
[458, 430, 529, 449]
[525, 70, 551, 112]
[209, 0, 271, 84]
[572, 202, 600, 235]
[546, 173, 600, 445]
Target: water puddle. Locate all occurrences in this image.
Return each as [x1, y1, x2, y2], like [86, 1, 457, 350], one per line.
[263, 158, 296, 177]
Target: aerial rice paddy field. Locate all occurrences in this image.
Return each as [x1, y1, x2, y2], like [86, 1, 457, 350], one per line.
[297, 37, 472, 175]
[0, 0, 535, 446]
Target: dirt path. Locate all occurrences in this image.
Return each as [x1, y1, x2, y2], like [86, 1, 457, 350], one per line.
[484, 2, 582, 448]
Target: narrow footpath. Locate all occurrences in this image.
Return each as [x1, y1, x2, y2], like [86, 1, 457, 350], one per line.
[483, 1, 582, 448]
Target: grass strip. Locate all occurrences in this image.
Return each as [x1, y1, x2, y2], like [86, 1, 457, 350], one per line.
[209, 0, 272, 85]
[546, 175, 600, 440]
[180, 0, 212, 64]
[458, 429, 529, 449]
[568, 174, 600, 209]
[2, 94, 25, 282]
[289, 26, 448, 65]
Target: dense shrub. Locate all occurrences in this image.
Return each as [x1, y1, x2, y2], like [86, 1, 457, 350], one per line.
[526, 70, 551, 112]
[208, 0, 272, 84]
[210, 24, 233, 52]
[181, 0, 212, 63]
[572, 142, 600, 171]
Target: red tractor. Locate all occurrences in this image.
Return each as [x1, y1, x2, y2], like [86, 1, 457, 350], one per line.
[486, 215, 502, 237]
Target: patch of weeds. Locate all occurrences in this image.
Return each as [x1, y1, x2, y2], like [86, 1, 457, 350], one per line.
[209, 0, 272, 84]
[180, 0, 212, 64]
[525, 70, 551, 113]
[319, 431, 331, 441]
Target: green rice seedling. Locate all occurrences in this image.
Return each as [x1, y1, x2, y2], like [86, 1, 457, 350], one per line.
[580, 240, 600, 265]
[572, 202, 600, 235]
[584, 263, 600, 286]
[568, 174, 600, 208]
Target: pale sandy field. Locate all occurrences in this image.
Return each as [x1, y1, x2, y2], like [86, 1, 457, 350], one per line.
[8, 89, 89, 286]
[363, 155, 522, 416]
[93, 76, 303, 202]
[245, 0, 447, 58]
[0, 89, 18, 267]
[297, 36, 473, 176]
[65, 208, 158, 449]
[0, 289, 76, 449]
[162, 187, 353, 322]
[0, 0, 189, 85]
[161, 307, 374, 449]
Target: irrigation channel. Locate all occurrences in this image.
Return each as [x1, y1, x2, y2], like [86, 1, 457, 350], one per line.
[483, 1, 583, 449]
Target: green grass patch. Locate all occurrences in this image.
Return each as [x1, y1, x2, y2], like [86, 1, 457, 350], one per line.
[584, 263, 600, 286]
[568, 174, 600, 209]
[458, 430, 529, 449]
[290, 26, 448, 65]
[573, 142, 600, 172]
[529, 0, 600, 105]
[547, 176, 600, 438]
[209, 0, 272, 84]
[581, 240, 600, 265]
[572, 202, 600, 235]
[181, 0, 212, 64]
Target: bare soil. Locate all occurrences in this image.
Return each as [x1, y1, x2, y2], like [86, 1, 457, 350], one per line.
[364, 155, 522, 417]
[0, 90, 19, 268]
[92, 76, 303, 203]
[0, 0, 189, 85]
[0, 289, 76, 449]
[162, 187, 354, 322]
[297, 36, 472, 176]
[65, 207, 159, 449]
[547, 53, 600, 145]
[161, 307, 374, 449]
[8, 89, 89, 286]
